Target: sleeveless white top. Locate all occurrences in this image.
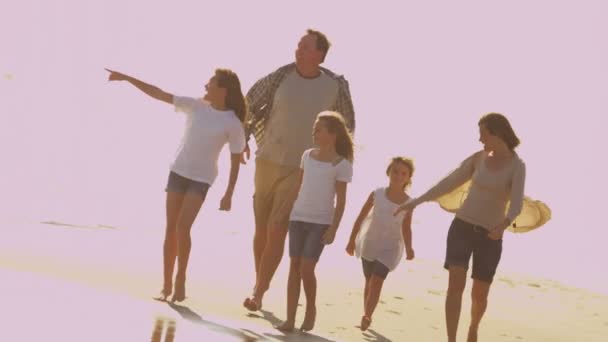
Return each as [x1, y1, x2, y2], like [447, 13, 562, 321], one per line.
[355, 187, 409, 271]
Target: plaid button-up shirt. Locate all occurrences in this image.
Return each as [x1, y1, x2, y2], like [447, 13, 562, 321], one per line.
[245, 63, 355, 147]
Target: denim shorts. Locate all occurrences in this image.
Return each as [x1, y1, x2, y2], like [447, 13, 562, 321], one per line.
[362, 259, 390, 280]
[288, 221, 330, 262]
[444, 217, 503, 283]
[165, 171, 210, 198]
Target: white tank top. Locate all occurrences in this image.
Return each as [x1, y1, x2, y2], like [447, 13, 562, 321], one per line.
[355, 187, 409, 271]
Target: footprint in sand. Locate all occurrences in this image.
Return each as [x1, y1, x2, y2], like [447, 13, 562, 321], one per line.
[431, 325, 439, 330]
[324, 303, 333, 307]
[394, 296, 404, 300]
[516, 336, 523, 340]
[527, 283, 541, 288]
[379, 300, 386, 304]
[424, 307, 432, 311]
[386, 310, 400, 315]
[428, 290, 443, 296]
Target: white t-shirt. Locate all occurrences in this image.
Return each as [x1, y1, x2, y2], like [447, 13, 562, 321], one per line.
[290, 149, 353, 225]
[171, 96, 245, 185]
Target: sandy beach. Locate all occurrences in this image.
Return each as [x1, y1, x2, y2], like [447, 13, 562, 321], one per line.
[2, 219, 606, 341]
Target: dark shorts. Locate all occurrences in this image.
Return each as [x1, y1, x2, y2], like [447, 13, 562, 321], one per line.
[444, 217, 503, 283]
[165, 171, 210, 198]
[288, 221, 329, 262]
[362, 259, 390, 280]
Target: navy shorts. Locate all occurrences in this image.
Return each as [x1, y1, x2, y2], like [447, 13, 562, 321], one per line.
[362, 259, 390, 280]
[165, 171, 210, 198]
[288, 221, 329, 262]
[444, 217, 503, 283]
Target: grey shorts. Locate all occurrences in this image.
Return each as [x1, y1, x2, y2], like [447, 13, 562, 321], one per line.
[444, 217, 503, 283]
[288, 221, 329, 262]
[165, 171, 210, 198]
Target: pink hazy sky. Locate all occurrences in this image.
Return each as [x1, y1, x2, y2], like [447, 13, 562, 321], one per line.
[1, 0, 607, 292]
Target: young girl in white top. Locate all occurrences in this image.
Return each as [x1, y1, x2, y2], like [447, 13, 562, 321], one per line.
[272, 111, 354, 333]
[105, 68, 247, 302]
[395, 113, 526, 342]
[346, 157, 415, 331]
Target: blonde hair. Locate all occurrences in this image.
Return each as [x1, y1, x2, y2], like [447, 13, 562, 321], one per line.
[317, 111, 354, 162]
[386, 156, 415, 189]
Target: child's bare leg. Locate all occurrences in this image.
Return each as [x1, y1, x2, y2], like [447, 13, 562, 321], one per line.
[172, 192, 204, 302]
[363, 277, 371, 310]
[364, 275, 385, 319]
[299, 258, 318, 331]
[162, 192, 185, 299]
[276, 257, 302, 332]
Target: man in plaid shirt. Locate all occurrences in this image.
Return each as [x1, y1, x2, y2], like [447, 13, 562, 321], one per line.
[242, 29, 355, 313]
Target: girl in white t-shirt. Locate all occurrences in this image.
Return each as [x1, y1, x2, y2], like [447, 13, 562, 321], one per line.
[346, 157, 416, 331]
[105, 68, 247, 302]
[270, 111, 354, 333]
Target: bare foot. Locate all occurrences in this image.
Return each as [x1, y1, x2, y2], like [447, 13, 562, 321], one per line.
[243, 297, 253, 310]
[360, 315, 372, 331]
[171, 279, 186, 302]
[300, 306, 316, 332]
[153, 283, 173, 301]
[275, 321, 295, 333]
[243, 296, 262, 311]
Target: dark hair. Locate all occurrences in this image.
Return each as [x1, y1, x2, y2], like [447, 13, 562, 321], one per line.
[317, 111, 354, 162]
[306, 29, 331, 63]
[215, 68, 248, 123]
[478, 113, 520, 150]
[386, 157, 415, 189]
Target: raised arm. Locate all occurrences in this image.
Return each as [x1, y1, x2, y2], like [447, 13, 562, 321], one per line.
[414, 152, 479, 204]
[346, 191, 374, 256]
[105, 68, 173, 104]
[394, 152, 479, 216]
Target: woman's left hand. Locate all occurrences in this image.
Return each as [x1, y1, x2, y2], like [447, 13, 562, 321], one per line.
[219, 195, 232, 211]
[488, 220, 509, 240]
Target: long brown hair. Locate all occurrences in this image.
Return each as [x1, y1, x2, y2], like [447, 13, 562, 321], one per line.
[478, 112, 520, 150]
[215, 69, 248, 123]
[317, 111, 354, 162]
